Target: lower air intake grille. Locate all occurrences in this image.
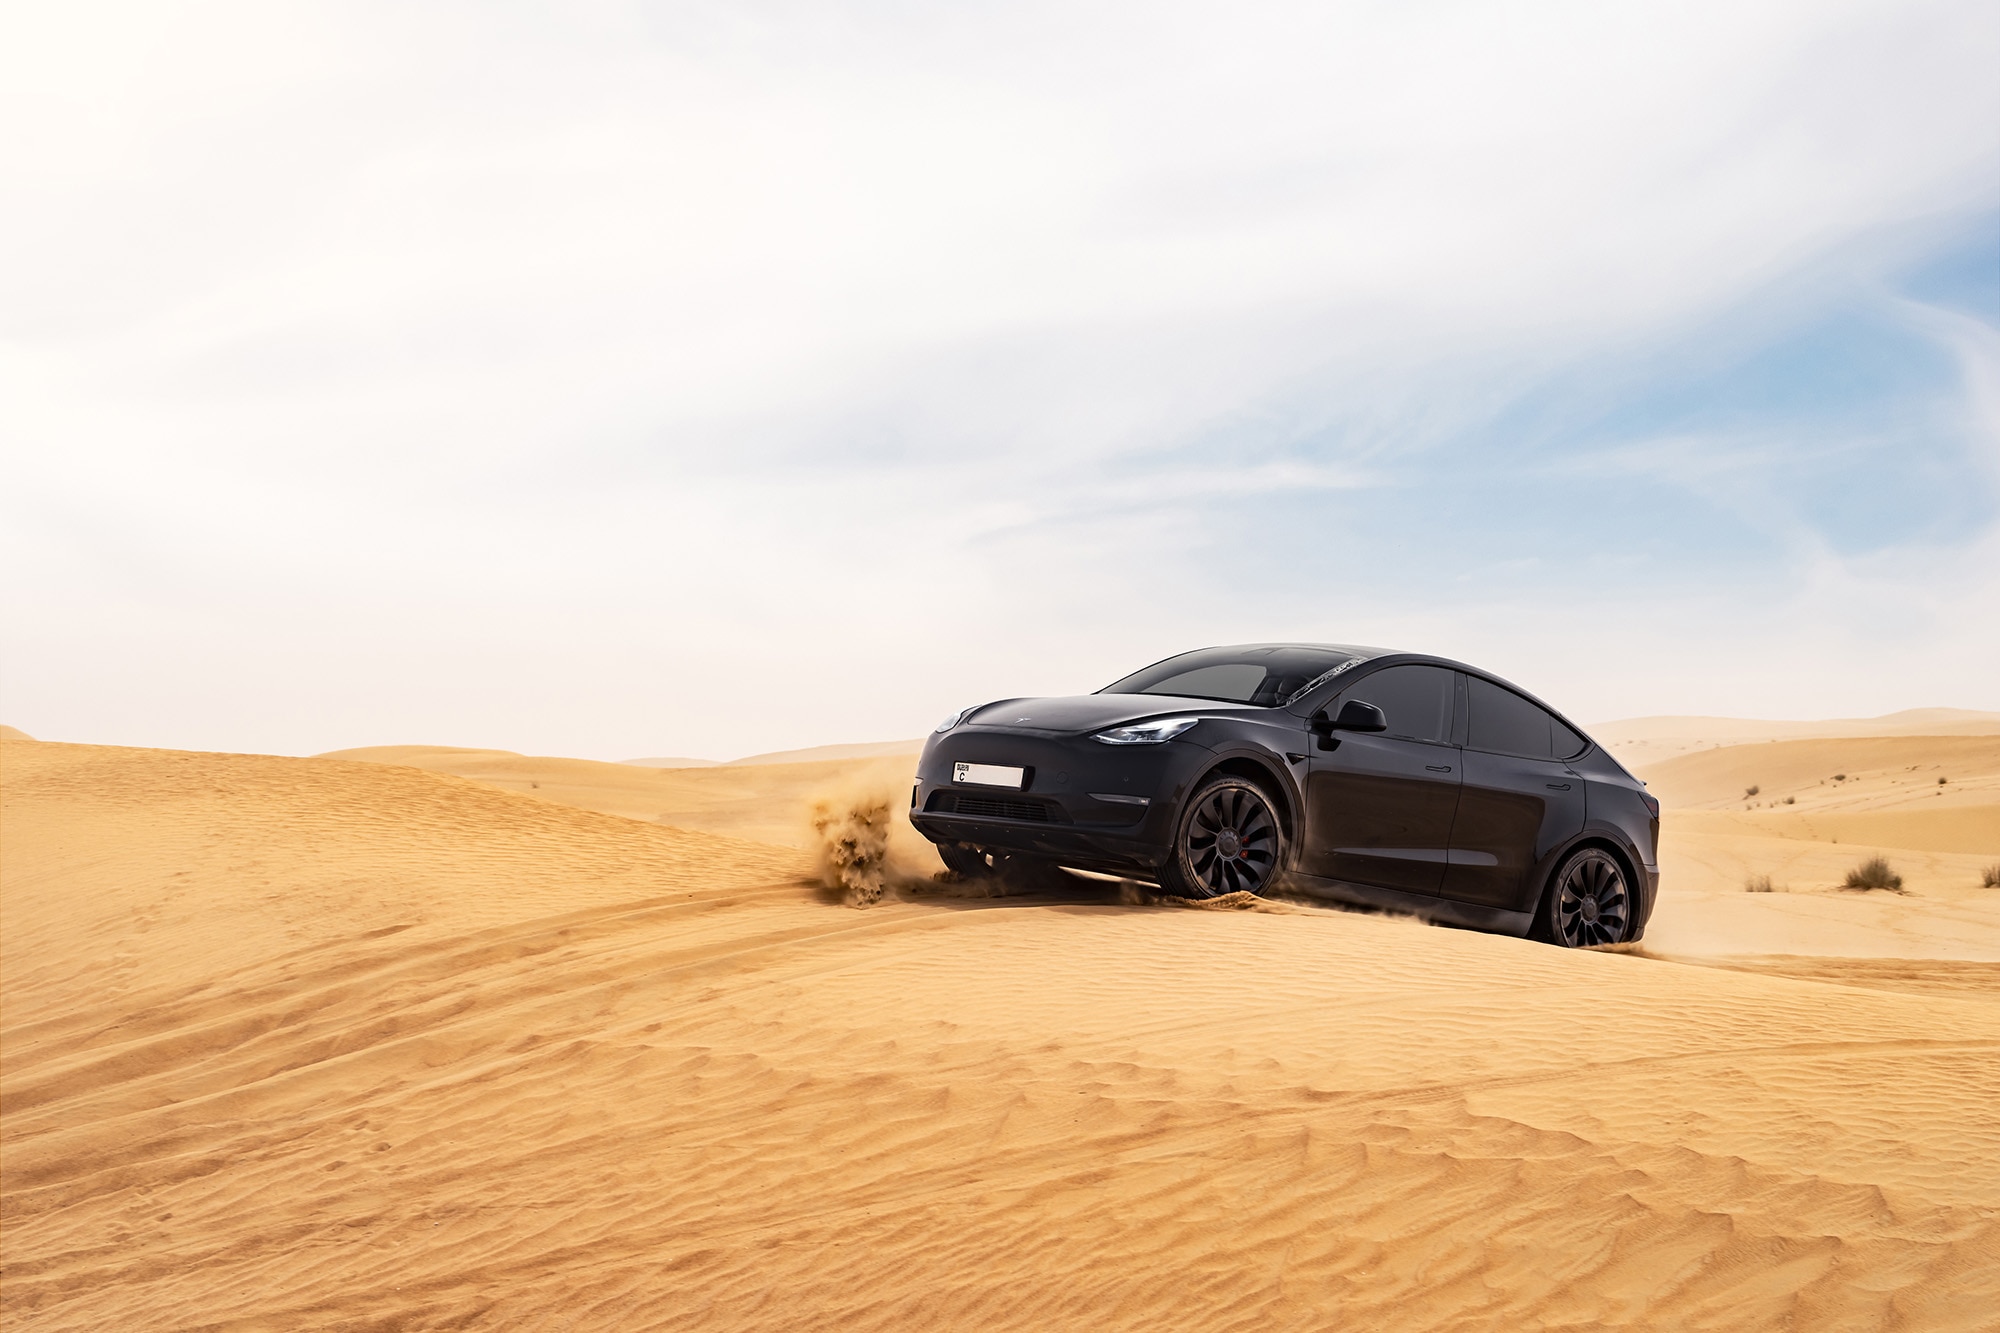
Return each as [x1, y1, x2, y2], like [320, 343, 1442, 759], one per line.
[927, 791, 1052, 822]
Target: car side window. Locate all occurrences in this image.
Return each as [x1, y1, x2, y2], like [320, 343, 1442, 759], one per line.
[1341, 665, 1454, 744]
[1465, 675, 1560, 758]
[1552, 718, 1587, 760]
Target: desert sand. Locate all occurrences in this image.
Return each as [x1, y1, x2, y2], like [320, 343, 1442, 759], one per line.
[1588, 708, 2000, 764]
[1616, 724, 2000, 965]
[315, 743, 931, 857]
[619, 739, 926, 769]
[3, 713, 1998, 1328]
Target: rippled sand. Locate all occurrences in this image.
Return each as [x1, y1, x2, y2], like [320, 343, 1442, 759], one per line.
[4, 728, 1998, 1329]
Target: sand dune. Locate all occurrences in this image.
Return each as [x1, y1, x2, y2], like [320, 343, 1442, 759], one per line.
[1628, 735, 2000, 962]
[1637, 735, 2000, 815]
[319, 731, 2000, 957]
[622, 739, 926, 768]
[319, 743, 937, 868]
[1592, 707, 2000, 765]
[5, 734, 1999, 1328]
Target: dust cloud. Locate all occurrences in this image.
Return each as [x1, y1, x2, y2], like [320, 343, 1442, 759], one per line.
[808, 789, 896, 906]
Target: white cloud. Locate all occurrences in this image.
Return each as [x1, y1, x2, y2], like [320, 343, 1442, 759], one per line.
[2, 0, 1996, 756]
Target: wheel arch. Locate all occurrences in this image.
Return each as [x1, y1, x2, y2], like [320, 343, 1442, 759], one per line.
[1537, 833, 1647, 941]
[1196, 752, 1300, 845]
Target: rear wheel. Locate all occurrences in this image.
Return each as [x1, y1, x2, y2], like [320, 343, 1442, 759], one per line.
[1535, 847, 1631, 947]
[1160, 776, 1285, 899]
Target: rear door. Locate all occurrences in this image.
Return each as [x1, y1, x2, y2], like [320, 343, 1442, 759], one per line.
[1300, 664, 1462, 895]
[1440, 675, 1587, 910]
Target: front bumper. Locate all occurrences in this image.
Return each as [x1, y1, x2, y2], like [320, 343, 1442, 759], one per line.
[909, 728, 1214, 874]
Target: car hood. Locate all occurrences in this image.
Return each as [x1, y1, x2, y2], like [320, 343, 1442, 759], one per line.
[961, 693, 1262, 736]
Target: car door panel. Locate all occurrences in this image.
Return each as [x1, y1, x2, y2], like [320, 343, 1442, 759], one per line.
[1440, 749, 1584, 908]
[1299, 664, 1463, 896]
[1302, 736, 1462, 893]
[1441, 675, 1588, 910]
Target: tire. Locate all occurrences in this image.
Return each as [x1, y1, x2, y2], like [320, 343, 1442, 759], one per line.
[1534, 846, 1632, 948]
[1159, 775, 1286, 899]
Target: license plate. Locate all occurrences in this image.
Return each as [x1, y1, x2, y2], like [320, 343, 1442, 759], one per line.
[953, 762, 1025, 789]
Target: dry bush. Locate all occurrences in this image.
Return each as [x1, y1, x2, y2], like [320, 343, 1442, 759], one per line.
[1745, 784, 1760, 798]
[1983, 864, 2000, 889]
[1843, 856, 1904, 893]
[1745, 874, 1775, 894]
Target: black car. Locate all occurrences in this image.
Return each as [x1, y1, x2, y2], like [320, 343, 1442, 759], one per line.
[910, 643, 1660, 948]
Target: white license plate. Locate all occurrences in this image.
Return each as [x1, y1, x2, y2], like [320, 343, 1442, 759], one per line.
[953, 762, 1025, 789]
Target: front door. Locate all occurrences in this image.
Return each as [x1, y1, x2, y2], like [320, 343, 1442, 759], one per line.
[1300, 664, 1462, 895]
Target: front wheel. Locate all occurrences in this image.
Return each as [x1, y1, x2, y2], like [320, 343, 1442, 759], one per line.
[1535, 847, 1632, 947]
[1159, 776, 1286, 899]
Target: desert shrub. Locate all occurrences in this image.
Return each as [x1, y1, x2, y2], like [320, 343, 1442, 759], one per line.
[1843, 856, 1903, 892]
[1745, 874, 1774, 893]
[1938, 776, 1948, 786]
[1983, 864, 2000, 889]
[1783, 796, 1795, 805]
[1833, 773, 1846, 781]
[1745, 784, 1760, 798]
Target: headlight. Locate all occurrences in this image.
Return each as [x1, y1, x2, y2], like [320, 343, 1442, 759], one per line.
[1093, 717, 1200, 745]
[936, 706, 977, 733]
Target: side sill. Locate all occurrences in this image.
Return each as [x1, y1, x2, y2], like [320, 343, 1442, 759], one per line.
[1281, 873, 1536, 937]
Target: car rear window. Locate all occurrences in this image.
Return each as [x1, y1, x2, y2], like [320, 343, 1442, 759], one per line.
[1101, 646, 1373, 706]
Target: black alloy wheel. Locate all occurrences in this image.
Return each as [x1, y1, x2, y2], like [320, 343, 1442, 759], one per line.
[1164, 776, 1284, 899]
[1540, 847, 1631, 948]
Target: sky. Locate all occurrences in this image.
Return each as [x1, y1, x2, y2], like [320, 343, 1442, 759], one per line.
[3, 0, 1998, 761]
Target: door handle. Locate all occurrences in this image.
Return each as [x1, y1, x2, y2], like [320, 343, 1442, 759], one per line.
[1546, 782, 1571, 791]
[1426, 764, 1453, 773]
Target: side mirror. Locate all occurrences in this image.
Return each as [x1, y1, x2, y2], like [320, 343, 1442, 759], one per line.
[1309, 699, 1387, 749]
[1331, 700, 1388, 733]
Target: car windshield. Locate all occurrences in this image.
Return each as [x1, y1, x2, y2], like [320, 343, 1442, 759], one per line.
[1098, 645, 1377, 707]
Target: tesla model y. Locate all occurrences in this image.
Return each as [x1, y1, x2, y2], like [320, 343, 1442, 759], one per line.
[911, 644, 1659, 947]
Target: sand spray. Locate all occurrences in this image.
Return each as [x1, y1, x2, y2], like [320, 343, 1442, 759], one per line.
[808, 788, 897, 906]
